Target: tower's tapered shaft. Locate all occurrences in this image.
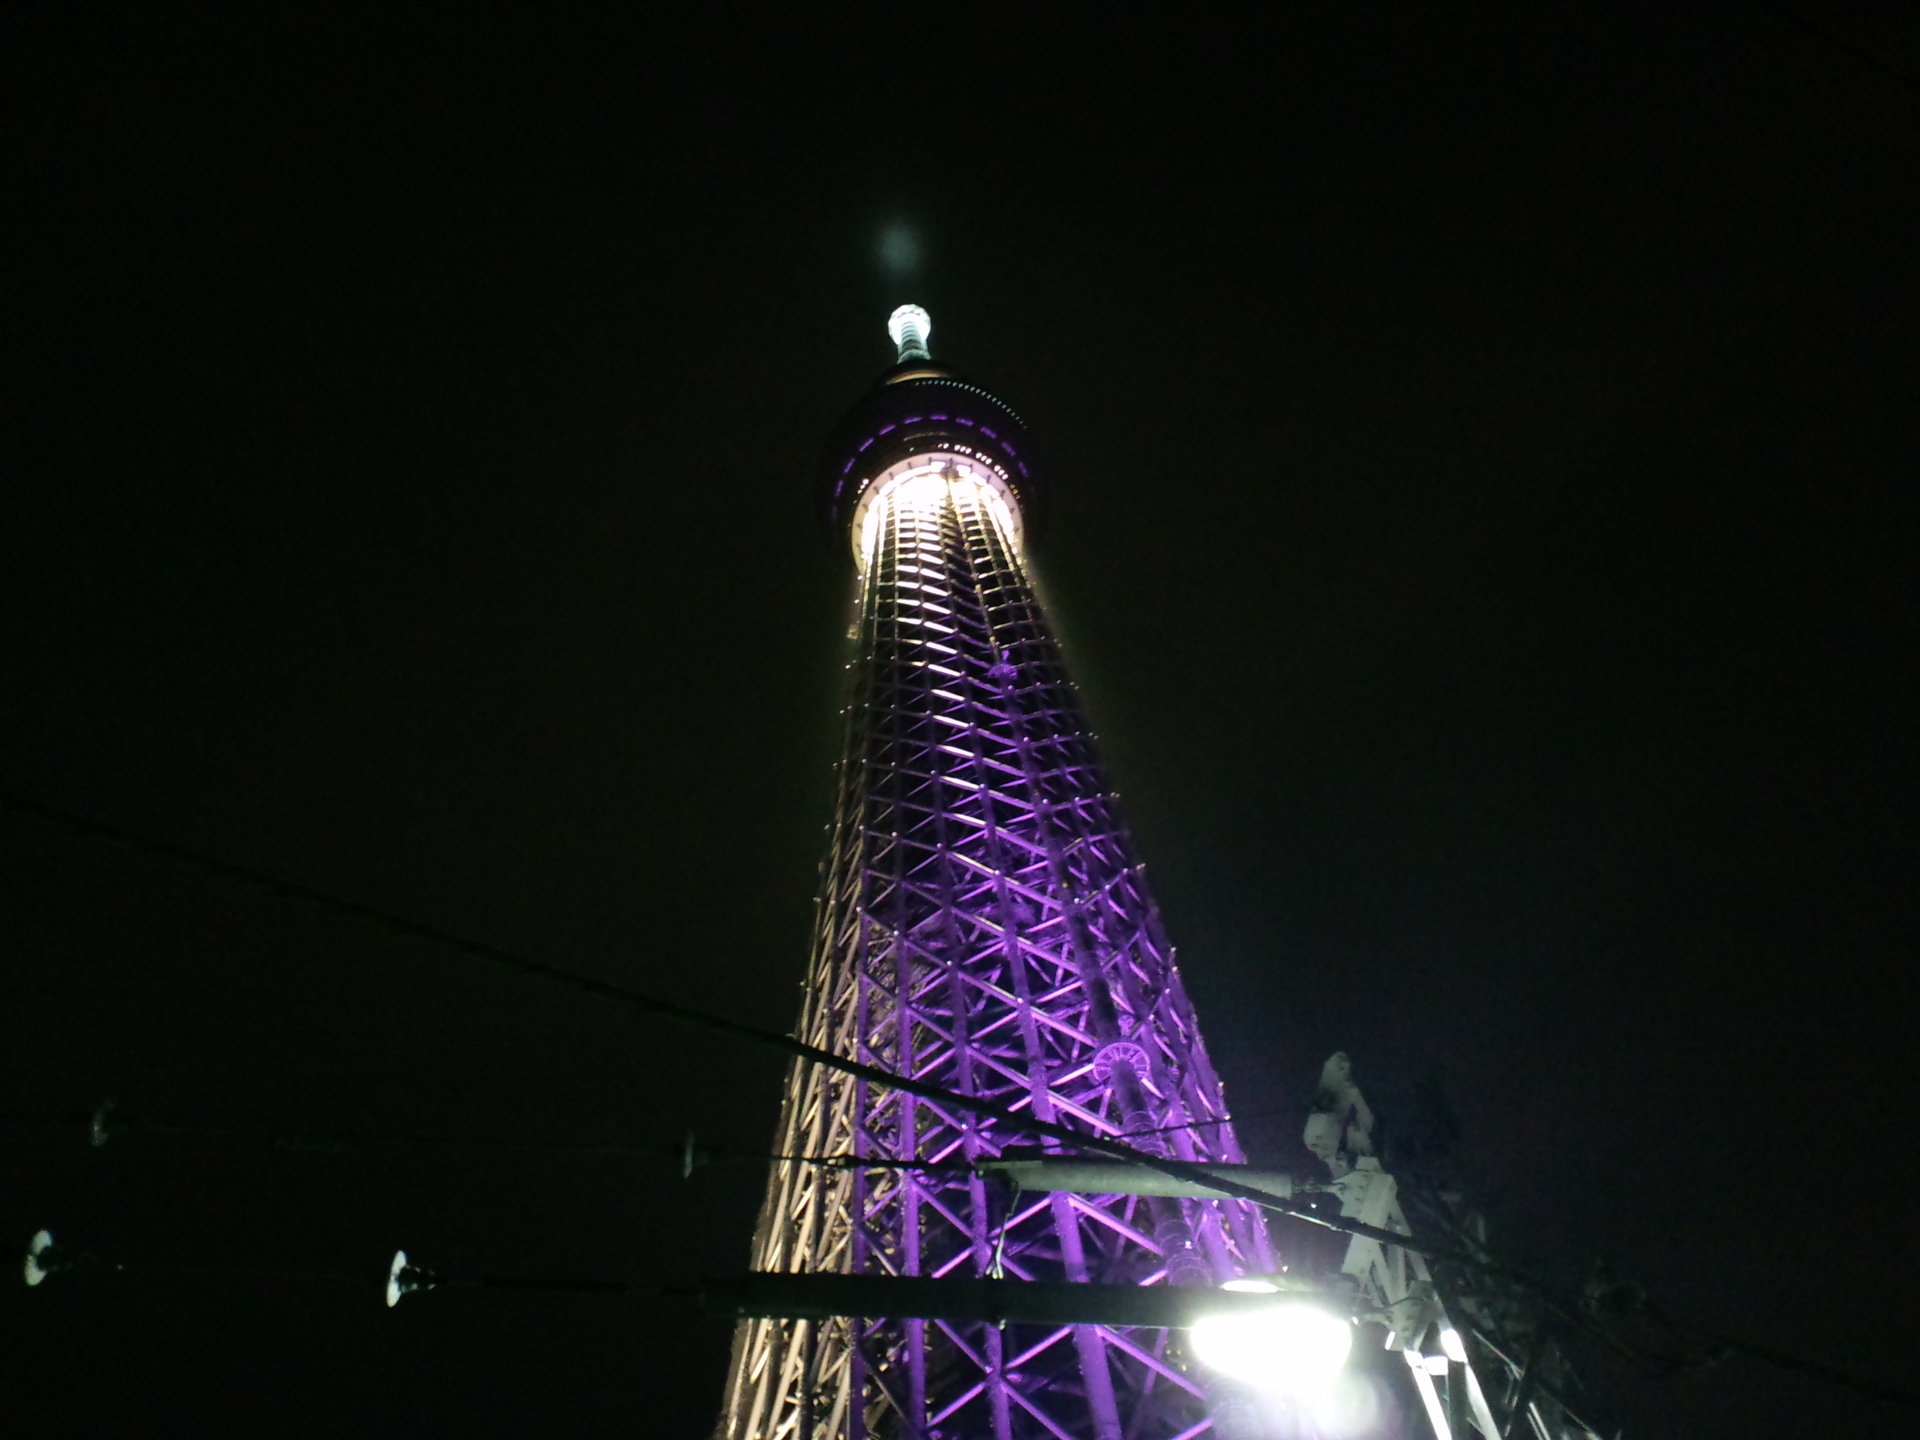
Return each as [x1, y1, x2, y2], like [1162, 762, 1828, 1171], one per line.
[718, 311, 1272, 1440]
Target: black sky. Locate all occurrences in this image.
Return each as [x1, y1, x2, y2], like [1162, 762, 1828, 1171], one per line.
[3, 6, 1916, 1438]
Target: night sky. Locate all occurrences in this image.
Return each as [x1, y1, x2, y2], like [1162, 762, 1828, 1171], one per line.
[3, 7, 1916, 1438]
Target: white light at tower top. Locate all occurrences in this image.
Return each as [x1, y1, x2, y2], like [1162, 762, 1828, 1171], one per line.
[852, 454, 1022, 568]
[888, 304, 933, 362]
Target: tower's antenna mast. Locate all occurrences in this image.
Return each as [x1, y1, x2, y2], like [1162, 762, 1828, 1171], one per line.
[886, 302, 932, 362]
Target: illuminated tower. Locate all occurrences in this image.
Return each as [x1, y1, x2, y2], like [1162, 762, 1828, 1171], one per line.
[719, 308, 1273, 1440]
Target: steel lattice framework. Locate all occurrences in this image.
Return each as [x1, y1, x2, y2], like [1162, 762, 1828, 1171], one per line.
[719, 319, 1272, 1440]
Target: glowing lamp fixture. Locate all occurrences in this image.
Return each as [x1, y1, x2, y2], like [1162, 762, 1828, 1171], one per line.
[1190, 1281, 1354, 1395]
[386, 1249, 441, 1308]
[888, 303, 933, 362]
[23, 1229, 57, 1286]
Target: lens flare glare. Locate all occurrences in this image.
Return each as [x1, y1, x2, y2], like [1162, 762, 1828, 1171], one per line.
[1190, 1302, 1354, 1395]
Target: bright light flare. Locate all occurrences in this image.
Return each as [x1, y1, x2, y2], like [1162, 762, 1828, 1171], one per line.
[1191, 1301, 1354, 1395]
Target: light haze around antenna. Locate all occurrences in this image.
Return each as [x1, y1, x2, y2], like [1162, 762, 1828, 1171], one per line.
[878, 221, 921, 275]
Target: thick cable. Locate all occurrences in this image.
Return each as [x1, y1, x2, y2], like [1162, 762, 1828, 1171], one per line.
[0, 790, 1415, 1252]
[8, 789, 1915, 1408]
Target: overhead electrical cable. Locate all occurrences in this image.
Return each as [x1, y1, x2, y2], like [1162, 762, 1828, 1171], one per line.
[0, 789, 1414, 1254]
[1746, 0, 1920, 98]
[6, 788, 1914, 1410]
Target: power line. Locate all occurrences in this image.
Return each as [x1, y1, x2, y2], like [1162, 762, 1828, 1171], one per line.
[1, 1103, 974, 1175]
[0, 1102, 694, 1161]
[8, 788, 1913, 1410]
[0, 790, 1411, 1254]
[1747, 0, 1920, 98]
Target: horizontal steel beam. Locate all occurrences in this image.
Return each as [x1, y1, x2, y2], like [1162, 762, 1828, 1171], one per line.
[981, 1159, 1295, 1201]
[699, 1272, 1316, 1329]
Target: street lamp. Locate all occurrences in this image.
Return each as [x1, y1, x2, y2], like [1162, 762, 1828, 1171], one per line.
[1190, 1279, 1354, 1396]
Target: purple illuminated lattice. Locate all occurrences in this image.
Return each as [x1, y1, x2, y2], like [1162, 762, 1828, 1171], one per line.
[719, 460, 1271, 1440]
